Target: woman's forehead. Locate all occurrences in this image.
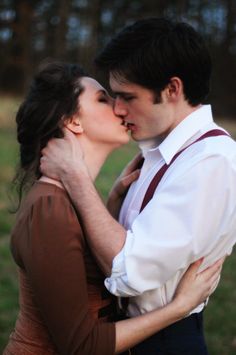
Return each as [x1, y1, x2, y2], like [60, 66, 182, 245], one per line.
[81, 77, 104, 93]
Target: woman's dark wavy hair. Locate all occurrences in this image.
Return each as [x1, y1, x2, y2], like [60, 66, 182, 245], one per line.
[12, 61, 87, 210]
[95, 17, 212, 105]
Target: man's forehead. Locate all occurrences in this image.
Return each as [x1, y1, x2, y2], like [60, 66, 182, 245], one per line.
[109, 74, 135, 92]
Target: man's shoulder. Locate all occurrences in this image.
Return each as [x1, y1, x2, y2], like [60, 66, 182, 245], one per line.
[163, 135, 236, 183]
[201, 133, 236, 158]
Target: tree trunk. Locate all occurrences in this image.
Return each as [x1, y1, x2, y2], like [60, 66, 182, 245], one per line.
[77, 0, 104, 75]
[6, 0, 33, 92]
[54, 0, 71, 59]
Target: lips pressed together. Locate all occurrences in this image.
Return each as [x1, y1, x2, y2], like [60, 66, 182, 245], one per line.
[121, 119, 135, 129]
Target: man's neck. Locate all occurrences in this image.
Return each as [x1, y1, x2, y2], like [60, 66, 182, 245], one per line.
[138, 104, 203, 153]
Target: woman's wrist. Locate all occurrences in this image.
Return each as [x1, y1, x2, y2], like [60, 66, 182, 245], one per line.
[168, 297, 189, 320]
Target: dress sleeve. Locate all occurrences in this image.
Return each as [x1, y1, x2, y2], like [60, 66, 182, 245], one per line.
[23, 194, 115, 355]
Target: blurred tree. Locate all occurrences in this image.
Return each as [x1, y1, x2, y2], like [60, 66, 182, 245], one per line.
[225, 0, 236, 51]
[220, 0, 236, 114]
[77, 0, 103, 74]
[0, 0, 235, 116]
[0, 0, 34, 92]
[54, 0, 71, 59]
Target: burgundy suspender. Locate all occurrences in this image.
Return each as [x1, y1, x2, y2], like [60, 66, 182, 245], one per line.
[139, 129, 230, 213]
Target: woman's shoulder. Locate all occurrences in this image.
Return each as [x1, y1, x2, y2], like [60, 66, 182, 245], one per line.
[11, 181, 85, 268]
[20, 181, 76, 220]
[26, 180, 68, 203]
[13, 181, 83, 243]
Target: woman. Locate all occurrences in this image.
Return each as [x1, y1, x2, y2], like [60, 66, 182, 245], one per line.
[4, 62, 222, 355]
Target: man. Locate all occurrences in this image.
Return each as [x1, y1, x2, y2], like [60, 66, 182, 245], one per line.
[41, 18, 236, 354]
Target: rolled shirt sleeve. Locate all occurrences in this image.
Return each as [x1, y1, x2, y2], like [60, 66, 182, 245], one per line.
[105, 152, 236, 297]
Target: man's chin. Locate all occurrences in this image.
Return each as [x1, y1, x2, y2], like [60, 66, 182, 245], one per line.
[130, 131, 141, 141]
[130, 132, 149, 142]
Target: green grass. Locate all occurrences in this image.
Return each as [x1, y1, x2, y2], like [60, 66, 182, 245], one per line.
[0, 118, 19, 349]
[0, 96, 236, 353]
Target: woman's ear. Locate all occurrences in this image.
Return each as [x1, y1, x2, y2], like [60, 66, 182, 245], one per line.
[65, 116, 84, 134]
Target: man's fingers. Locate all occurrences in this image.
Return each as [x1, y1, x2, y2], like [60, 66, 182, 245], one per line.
[63, 127, 75, 140]
[41, 138, 60, 156]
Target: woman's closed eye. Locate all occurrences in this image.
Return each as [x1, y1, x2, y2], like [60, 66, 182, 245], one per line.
[98, 92, 113, 104]
[98, 96, 108, 103]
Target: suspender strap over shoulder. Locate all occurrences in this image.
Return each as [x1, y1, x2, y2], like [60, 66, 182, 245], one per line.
[139, 129, 230, 213]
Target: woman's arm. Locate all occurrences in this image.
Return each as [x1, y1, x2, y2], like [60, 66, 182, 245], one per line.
[23, 193, 115, 355]
[22, 191, 223, 354]
[107, 153, 142, 219]
[115, 257, 223, 353]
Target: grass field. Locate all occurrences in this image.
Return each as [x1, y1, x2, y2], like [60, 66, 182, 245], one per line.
[0, 96, 236, 354]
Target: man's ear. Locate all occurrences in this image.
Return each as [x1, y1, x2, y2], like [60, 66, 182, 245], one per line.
[165, 77, 183, 102]
[65, 116, 84, 134]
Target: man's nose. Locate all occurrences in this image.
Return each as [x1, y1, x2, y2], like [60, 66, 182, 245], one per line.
[113, 98, 128, 117]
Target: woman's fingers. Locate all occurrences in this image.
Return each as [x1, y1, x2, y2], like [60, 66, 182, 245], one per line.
[173, 256, 226, 317]
[209, 272, 221, 288]
[112, 153, 143, 197]
[197, 257, 225, 282]
[123, 153, 143, 175]
[122, 169, 141, 187]
[182, 258, 204, 281]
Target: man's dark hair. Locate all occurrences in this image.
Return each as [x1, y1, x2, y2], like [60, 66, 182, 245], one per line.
[95, 18, 212, 106]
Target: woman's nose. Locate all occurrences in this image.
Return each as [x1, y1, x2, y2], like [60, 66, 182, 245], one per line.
[113, 98, 128, 117]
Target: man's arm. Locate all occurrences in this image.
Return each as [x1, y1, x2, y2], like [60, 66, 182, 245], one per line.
[63, 156, 234, 296]
[41, 131, 235, 296]
[41, 129, 130, 275]
[63, 168, 127, 275]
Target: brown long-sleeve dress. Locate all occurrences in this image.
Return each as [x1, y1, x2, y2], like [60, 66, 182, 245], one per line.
[4, 181, 116, 355]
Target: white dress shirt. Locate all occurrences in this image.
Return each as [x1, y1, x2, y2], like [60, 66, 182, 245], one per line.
[105, 105, 236, 317]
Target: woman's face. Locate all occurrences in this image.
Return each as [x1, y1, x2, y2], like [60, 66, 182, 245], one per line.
[77, 77, 130, 147]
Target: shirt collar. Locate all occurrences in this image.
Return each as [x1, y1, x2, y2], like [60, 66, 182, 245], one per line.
[138, 105, 213, 164]
[138, 138, 161, 157]
[158, 105, 213, 164]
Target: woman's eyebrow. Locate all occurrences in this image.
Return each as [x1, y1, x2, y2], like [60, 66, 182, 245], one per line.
[96, 89, 108, 96]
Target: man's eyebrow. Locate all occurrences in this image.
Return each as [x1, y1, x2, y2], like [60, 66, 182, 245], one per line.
[112, 91, 135, 96]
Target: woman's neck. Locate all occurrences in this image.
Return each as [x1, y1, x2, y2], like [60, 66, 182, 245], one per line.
[81, 137, 113, 180]
[40, 137, 114, 188]
[39, 176, 65, 189]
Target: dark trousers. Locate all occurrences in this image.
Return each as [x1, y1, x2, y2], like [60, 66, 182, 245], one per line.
[131, 311, 208, 355]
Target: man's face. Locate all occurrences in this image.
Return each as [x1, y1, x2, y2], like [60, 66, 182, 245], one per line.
[110, 74, 177, 142]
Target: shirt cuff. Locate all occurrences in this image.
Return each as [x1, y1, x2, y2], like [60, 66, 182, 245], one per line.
[105, 232, 141, 297]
